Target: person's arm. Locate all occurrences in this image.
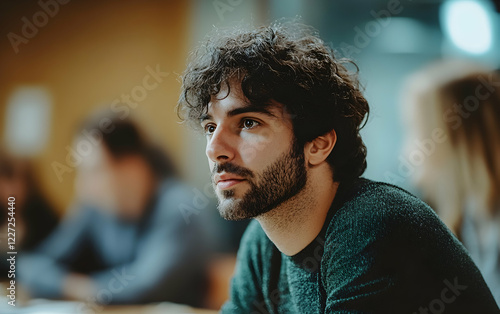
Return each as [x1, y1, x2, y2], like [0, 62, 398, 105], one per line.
[62, 272, 97, 301]
[87, 182, 209, 304]
[18, 205, 93, 299]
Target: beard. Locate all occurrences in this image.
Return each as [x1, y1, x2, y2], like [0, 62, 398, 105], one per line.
[212, 140, 307, 221]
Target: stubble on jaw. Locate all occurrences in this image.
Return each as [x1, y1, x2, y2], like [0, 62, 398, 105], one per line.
[213, 140, 308, 221]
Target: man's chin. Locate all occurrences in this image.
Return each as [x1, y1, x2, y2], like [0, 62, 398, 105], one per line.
[217, 198, 254, 221]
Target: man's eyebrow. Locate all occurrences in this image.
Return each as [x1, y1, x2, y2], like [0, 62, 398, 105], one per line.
[227, 105, 277, 119]
[199, 104, 278, 124]
[199, 113, 212, 123]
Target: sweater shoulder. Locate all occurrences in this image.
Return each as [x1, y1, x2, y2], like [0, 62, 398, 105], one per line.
[333, 179, 438, 225]
[344, 179, 429, 211]
[323, 179, 450, 249]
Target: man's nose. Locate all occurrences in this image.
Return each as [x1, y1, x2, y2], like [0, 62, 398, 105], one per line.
[206, 125, 236, 163]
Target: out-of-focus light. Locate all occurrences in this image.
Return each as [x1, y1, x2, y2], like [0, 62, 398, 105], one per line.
[4, 86, 52, 156]
[376, 17, 433, 54]
[440, 0, 493, 54]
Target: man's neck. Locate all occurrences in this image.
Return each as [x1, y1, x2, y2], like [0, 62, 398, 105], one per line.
[256, 170, 339, 256]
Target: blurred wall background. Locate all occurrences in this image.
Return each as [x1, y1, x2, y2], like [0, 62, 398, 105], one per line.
[1, 0, 499, 213]
[0, 0, 192, 213]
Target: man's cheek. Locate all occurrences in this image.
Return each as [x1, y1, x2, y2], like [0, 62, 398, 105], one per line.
[239, 137, 271, 162]
[240, 145, 259, 161]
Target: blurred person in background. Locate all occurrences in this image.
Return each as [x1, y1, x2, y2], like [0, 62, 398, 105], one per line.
[0, 150, 59, 281]
[402, 60, 500, 305]
[18, 109, 208, 307]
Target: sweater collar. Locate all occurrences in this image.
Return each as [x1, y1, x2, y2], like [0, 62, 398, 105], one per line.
[287, 177, 369, 272]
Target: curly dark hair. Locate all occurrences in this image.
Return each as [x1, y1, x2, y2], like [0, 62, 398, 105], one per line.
[177, 22, 369, 183]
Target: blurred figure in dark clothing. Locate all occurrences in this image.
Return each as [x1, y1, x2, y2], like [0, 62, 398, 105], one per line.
[18, 109, 208, 307]
[403, 59, 500, 305]
[0, 150, 59, 281]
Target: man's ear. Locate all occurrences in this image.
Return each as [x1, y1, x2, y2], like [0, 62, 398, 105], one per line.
[304, 129, 337, 166]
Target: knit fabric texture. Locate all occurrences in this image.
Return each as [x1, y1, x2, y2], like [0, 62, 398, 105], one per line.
[221, 178, 499, 313]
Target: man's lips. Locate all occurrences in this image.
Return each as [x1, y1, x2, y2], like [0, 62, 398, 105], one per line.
[215, 173, 247, 190]
[217, 179, 246, 190]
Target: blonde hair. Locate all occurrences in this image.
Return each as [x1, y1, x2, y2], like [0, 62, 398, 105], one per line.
[402, 59, 500, 235]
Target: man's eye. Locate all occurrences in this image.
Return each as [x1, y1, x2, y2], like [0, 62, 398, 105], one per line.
[204, 124, 216, 135]
[242, 119, 259, 129]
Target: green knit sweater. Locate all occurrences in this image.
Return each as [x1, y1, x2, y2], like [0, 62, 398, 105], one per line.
[221, 179, 499, 313]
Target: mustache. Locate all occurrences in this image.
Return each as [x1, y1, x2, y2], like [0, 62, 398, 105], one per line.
[212, 162, 254, 179]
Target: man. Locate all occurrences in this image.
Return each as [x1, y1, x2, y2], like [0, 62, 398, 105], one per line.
[18, 111, 208, 307]
[177, 22, 499, 313]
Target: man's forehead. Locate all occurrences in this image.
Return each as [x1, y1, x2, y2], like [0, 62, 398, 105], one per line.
[207, 88, 249, 112]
